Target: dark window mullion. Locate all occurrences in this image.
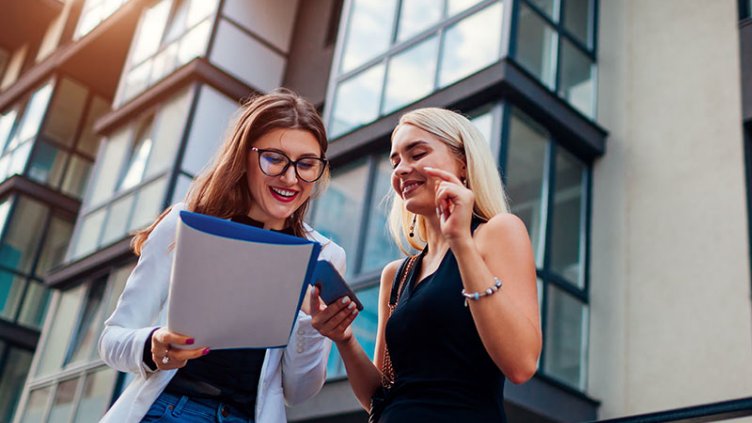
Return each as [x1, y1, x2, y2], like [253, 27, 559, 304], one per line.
[353, 155, 379, 275]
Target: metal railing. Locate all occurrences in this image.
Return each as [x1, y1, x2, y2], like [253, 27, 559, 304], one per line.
[593, 397, 752, 423]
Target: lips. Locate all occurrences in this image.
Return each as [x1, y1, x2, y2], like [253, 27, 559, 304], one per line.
[401, 180, 423, 198]
[269, 186, 299, 203]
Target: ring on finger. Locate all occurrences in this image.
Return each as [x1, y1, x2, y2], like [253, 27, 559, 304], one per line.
[161, 349, 170, 365]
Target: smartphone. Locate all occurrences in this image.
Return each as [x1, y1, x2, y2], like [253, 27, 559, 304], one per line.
[312, 261, 364, 311]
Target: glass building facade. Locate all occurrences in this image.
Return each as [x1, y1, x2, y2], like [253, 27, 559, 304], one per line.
[9, 0, 750, 422]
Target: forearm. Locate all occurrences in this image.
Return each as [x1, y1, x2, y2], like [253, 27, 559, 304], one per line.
[335, 337, 383, 410]
[452, 239, 541, 383]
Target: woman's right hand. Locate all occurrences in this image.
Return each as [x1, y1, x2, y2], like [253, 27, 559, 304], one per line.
[310, 286, 359, 344]
[151, 328, 209, 370]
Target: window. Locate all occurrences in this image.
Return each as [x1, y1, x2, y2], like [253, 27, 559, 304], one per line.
[0, 344, 34, 423]
[504, 106, 590, 390]
[75, 0, 129, 39]
[18, 265, 131, 421]
[514, 0, 598, 118]
[117, 0, 218, 104]
[327, 0, 505, 138]
[0, 77, 108, 198]
[68, 88, 192, 261]
[0, 195, 73, 329]
[0, 83, 53, 183]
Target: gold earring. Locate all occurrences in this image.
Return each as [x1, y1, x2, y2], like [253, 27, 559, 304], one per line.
[409, 214, 417, 238]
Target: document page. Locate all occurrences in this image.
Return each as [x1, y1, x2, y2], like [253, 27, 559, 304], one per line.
[167, 211, 321, 349]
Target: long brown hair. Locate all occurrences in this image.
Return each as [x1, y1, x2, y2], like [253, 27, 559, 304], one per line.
[132, 88, 329, 255]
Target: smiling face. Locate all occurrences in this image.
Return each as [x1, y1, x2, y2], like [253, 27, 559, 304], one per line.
[390, 124, 465, 215]
[246, 128, 323, 229]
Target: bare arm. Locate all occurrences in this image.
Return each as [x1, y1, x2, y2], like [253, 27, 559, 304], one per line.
[453, 214, 541, 383]
[310, 259, 402, 409]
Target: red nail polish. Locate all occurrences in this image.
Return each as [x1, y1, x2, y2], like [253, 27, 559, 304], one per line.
[202, 348, 210, 355]
[186, 338, 195, 345]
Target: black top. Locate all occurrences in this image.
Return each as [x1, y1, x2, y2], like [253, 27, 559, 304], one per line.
[381, 220, 507, 423]
[150, 215, 296, 415]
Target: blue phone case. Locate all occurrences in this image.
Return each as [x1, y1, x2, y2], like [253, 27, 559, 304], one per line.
[313, 261, 364, 311]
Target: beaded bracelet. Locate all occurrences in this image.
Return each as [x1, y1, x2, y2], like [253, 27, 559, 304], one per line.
[461, 277, 503, 307]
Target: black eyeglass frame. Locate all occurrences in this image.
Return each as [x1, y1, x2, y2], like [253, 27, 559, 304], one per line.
[250, 147, 329, 183]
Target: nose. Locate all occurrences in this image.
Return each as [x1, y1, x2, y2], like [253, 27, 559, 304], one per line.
[393, 159, 412, 176]
[280, 164, 299, 184]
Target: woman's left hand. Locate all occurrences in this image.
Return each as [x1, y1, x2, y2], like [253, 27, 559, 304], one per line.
[424, 166, 474, 245]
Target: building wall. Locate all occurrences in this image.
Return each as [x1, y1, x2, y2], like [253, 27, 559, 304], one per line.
[592, 0, 752, 417]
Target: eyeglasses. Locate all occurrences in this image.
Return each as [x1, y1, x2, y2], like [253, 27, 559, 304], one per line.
[251, 147, 328, 183]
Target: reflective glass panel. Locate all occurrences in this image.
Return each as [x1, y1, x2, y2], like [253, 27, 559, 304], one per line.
[72, 367, 118, 422]
[13, 83, 53, 146]
[0, 196, 49, 273]
[330, 64, 385, 138]
[0, 346, 33, 423]
[70, 208, 106, 259]
[87, 127, 131, 206]
[396, 0, 443, 42]
[8, 141, 33, 177]
[36, 285, 86, 376]
[43, 78, 88, 147]
[48, 378, 80, 422]
[145, 88, 192, 179]
[17, 280, 52, 328]
[68, 279, 107, 364]
[550, 148, 585, 287]
[529, 0, 557, 19]
[77, 96, 110, 157]
[100, 194, 135, 246]
[118, 118, 154, 191]
[327, 284, 380, 379]
[563, 0, 592, 45]
[0, 271, 26, 321]
[504, 109, 548, 265]
[340, 0, 398, 73]
[129, 176, 168, 232]
[130, 0, 171, 65]
[447, 0, 484, 15]
[383, 36, 439, 114]
[36, 215, 74, 275]
[20, 386, 52, 423]
[516, 3, 557, 88]
[544, 285, 587, 389]
[27, 141, 68, 188]
[0, 108, 18, 153]
[362, 156, 401, 274]
[177, 19, 211, 65]
[559, 39, 594, 118]
[439, 2, 503, 87]
[311, 159, 369, 277]
[61, 155, 94, 198]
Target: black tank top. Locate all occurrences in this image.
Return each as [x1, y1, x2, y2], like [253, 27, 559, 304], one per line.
[382, 220, 507, 422]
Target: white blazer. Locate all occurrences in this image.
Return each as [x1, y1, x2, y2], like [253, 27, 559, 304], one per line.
[98, 203, 346, 422]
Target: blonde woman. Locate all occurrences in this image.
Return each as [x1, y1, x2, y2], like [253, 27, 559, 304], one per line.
[99, 89, 347, 423]
[312, 108, 541, 422]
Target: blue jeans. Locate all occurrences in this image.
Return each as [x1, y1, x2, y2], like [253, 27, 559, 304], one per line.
[141, 391, 254, 423]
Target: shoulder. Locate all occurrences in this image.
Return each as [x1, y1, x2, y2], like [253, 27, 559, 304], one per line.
[144, 203, 186, 248]
[381, 259, 403, 285]
[474, 213, 531, 252]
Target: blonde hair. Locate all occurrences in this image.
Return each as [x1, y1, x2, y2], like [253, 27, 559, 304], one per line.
[132, 88, 329, 255]
[388, 107, 509, 254]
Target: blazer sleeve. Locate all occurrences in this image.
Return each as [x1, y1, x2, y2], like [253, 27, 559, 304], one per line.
[281, 240, 347, 406]
[98, 205, 181, 380]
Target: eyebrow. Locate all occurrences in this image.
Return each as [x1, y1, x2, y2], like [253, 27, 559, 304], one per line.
[263, 147, 321, 159]
[389, 140, 430, 161]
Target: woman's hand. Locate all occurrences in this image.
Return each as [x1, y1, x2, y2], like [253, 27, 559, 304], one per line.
[424, 166, 475, 245]
[151, 328, 209, 371]
[310, 286, 359, 344]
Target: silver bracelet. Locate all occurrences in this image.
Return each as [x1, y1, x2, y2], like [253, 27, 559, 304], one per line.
[461, 277, 502, 307]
